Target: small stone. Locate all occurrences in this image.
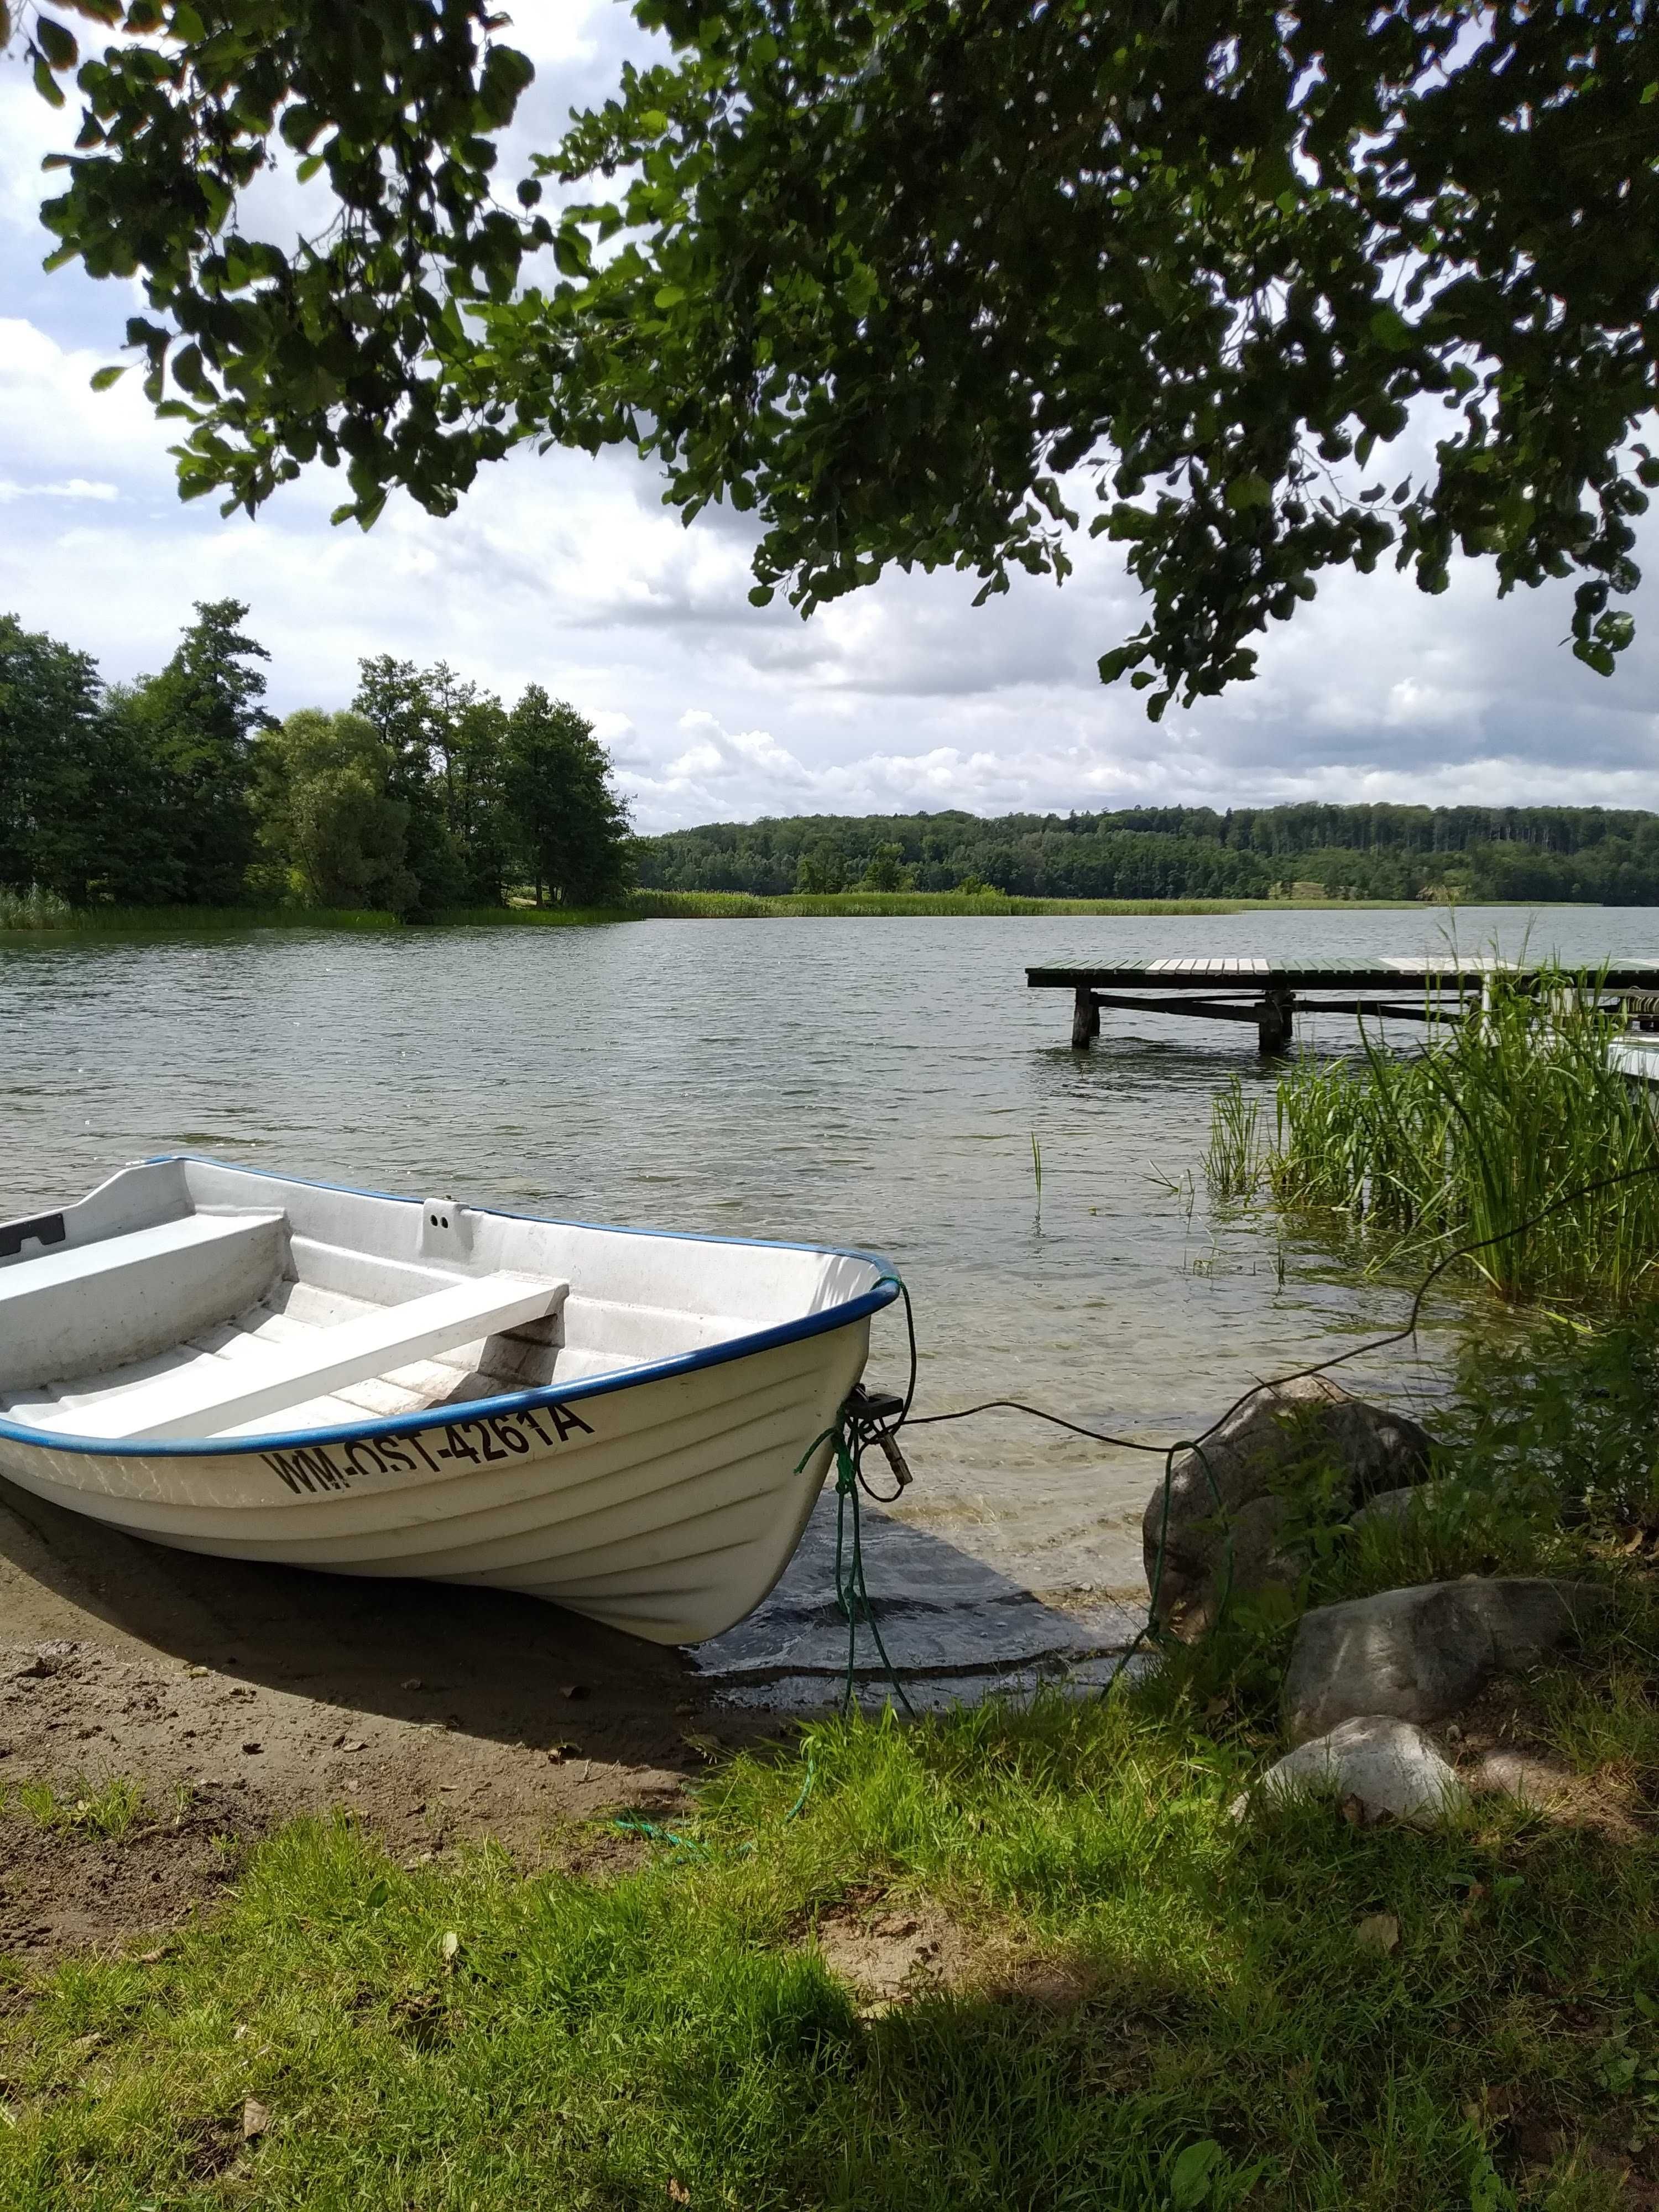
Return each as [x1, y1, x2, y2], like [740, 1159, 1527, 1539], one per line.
[1238, 1715, 1469, 1829]
[187, 1665, 210, 1678]
[1351, 1481, 1442, 1532]
[401, 1678, 424, 1691]
[334, 1736, 366, 1753]
[559, 1683, 588, 1701]
[1355, 1912, 1400, 1954]
[241, 1741, 262, 1755]
[1471, 1750, 1574, 1807]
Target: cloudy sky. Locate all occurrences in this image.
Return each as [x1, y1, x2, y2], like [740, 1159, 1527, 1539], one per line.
[2, 5, 1656, 833]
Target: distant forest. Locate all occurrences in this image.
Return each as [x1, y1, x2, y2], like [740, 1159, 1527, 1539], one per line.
[636, 805, 1659, 904]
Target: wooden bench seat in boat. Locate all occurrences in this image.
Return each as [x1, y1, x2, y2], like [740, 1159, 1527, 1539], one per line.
[25, 1270, 569, 1445]
[0, 1210, 291, 1394]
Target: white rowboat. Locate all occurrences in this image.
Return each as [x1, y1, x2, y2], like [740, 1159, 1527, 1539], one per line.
[0, 1157, 899, 1644]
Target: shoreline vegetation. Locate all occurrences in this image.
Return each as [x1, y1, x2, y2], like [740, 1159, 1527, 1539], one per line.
[2, 1317, 1656, 2206]
[10, 606, 1659, 927]
[1208, 968, 1659, 1310]
[0, 886, 1584, 937]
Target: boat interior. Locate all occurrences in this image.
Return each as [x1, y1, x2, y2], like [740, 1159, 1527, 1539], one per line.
[0, 1157, 877, 1448]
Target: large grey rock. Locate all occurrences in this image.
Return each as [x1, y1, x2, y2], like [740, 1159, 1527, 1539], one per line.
[1240, 1715, 1469, 1828]
[1283, 1577, 1610, 1744]
[1144, 1376, 1435, 1634]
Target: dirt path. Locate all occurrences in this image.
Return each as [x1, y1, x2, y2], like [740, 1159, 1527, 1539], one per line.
[0, 1473, 780, 1963]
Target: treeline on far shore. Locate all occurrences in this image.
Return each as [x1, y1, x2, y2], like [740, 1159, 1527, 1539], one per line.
[0, 604, 632, 920]
[11, 601, 1659, 927]
[635, 805, 1659, 904]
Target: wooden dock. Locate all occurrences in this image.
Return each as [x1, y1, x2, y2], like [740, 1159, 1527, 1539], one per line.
[1027, 957, 1659, 1056]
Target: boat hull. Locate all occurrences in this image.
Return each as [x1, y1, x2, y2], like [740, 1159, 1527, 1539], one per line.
[0, 1313, 869, 1646]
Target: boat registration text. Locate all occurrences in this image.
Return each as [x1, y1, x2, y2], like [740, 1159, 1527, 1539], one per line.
[259, 1401, 596, 1495]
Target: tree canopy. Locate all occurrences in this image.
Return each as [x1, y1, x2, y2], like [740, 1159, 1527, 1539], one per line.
[12, 1, 1659, 712]
[0, 603, 634, 913]
[638, 802, 1659, 904]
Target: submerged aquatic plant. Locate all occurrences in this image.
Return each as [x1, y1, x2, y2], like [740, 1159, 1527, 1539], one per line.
[1264, 966, 1659, 1305]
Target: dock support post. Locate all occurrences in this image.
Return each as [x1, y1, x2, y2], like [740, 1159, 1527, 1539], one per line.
[1071, 987, 1100, 1050]
[1257, 990, 1295, 1056]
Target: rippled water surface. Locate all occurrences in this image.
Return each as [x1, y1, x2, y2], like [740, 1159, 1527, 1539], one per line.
[6, 906, 1658, 1691]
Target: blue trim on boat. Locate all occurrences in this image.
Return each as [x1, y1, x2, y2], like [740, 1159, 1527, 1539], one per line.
[0, 1157, 901, 1459]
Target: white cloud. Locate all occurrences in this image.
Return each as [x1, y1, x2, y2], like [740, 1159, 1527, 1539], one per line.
[2, 9, 1658, 833]
[0, 476, 117, 503]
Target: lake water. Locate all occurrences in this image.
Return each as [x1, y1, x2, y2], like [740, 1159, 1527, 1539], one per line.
[6, 904, 1659, 1700]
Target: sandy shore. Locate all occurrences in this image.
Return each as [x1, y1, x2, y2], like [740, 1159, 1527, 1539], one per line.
[0, 1472, 780, 1961]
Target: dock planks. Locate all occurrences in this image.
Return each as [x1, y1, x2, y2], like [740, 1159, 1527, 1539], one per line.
[1027, 957, 1659, 1056]
[1030, 958, 1659, 992]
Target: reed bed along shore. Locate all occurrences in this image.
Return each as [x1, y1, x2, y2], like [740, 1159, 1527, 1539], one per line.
[1208, 972, 1659, 1307]
[0, 887, 1441, 935]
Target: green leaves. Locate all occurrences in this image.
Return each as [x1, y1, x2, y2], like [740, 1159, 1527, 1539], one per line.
[1367, 305, 1412, 352]
[32, 15, 78, 69]
[18, 0, 1659, 707]
[1225, 474, 1272, 513]
[88, 363, 127, 389]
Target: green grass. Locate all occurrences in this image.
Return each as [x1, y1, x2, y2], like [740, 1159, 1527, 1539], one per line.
[1227, 971, 1659, 1306]
[1, 1777, 150, 1841]
[0, 889, 1485, 938]
[2, 1676, 1654, 2209]
[0, 904, 406, 938]
[430, 902, 639, 927]
[3, 1319, 1657, 2211]
[628, 889, 1426, 919]
[1202, 1074, 1265, 1202]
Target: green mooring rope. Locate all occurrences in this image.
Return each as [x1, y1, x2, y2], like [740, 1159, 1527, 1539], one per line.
[795, 1416, 916, 1718]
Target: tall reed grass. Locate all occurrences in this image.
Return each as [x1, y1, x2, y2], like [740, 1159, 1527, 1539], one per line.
[0, 886, 1416, 934]
[1254, 971, 1659, 1305]
[629, 889, 1260, 918]
[0, 883, 74, 929]
[1202, 1074, 1264, 1199]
